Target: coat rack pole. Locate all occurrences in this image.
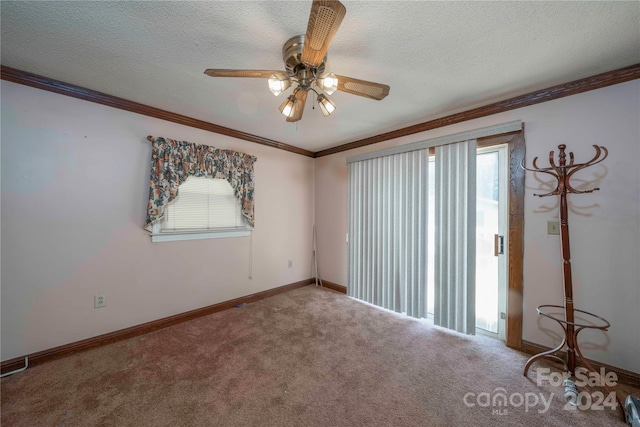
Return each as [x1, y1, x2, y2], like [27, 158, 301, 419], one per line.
[521, 144, 624, 420]
[557, 148, 577, 373]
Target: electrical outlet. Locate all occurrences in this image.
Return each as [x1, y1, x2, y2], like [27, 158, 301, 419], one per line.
[547, 220, 560, 235]
[94, 293, 106, 308]
[288, 260, 293, 268]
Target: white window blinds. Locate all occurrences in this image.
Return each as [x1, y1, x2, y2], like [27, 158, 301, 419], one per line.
[160, 176, 246, 232]
[151, 176, 250, 243]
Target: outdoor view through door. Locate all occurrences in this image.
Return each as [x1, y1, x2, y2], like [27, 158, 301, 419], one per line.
[476, 146, 508, 337]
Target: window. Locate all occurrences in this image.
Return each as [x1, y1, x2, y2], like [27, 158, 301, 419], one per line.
[151, 176, 251, 242]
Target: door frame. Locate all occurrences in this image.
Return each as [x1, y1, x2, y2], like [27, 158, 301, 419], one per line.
[477, 130, 525, 349]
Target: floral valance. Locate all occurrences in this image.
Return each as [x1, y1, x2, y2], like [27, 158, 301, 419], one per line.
[144, 136, 257, 231]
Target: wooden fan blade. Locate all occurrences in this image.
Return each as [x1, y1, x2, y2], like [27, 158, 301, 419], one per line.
[301, 0, 346, 68]
[286, 89, 309, 122]
[335, 75, 390, 100]
[204, 69, 283, 78]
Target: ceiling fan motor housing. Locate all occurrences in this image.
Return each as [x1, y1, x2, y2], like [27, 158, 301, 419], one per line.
[283, 35, 326, 87]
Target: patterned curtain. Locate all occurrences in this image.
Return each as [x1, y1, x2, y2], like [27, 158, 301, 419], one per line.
[144, 136, 257, 231]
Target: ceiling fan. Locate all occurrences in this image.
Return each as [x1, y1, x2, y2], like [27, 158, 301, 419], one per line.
[204, 0, 390, 122]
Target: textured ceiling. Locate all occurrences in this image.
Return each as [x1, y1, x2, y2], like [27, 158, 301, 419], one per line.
[2, 1, 639, 152]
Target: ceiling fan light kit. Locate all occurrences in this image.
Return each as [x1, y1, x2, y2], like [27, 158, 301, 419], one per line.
[203, 0, 390, 122]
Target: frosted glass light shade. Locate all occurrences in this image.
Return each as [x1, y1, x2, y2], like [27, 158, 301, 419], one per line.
[279, 94, 297, 117]
[319, 73, 338, 95]
[268, 73, 291, 96]
[317, 94, 336, 116]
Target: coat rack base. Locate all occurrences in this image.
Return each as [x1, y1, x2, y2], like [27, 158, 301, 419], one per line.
[523, 304, 610, 377]
[523, 304, 624, 420]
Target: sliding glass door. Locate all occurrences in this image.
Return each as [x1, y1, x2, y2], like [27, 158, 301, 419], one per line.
[426, 144, 507, 338]
[347, 122, 521, 339]
[474, 145, 508, 338]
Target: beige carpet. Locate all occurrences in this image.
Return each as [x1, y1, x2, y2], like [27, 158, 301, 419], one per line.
[1, 285, 636, 426]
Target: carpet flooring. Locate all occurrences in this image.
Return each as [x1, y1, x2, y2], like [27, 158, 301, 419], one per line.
[1, 285, 637, 426]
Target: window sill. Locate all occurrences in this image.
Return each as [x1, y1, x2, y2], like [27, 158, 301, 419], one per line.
[151, 229, 251, 243]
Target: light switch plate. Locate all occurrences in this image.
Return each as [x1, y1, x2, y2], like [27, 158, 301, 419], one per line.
[547, 220, 560, 235]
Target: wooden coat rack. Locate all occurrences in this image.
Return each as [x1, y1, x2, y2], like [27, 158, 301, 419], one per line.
[521, 144, 625, 420]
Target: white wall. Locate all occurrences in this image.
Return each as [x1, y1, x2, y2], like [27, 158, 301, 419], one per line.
[1, 81, 315, 361]
[2, 78, 638, 373]
[314, 80, 640, 373]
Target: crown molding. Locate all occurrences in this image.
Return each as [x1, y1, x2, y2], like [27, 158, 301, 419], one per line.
[0, 65, 315, 158]
[314, 63, 640, 158]
[3, 64, 638, 159]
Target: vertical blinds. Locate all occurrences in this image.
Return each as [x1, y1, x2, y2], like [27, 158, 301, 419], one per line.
[161, 176, 244, 231]
[433, 140, 477, 334]
[348, 149, 430, 318]
[348, 138, 478, 335]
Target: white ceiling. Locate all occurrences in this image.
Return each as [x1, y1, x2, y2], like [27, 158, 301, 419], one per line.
[2, 1, 639, 152]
